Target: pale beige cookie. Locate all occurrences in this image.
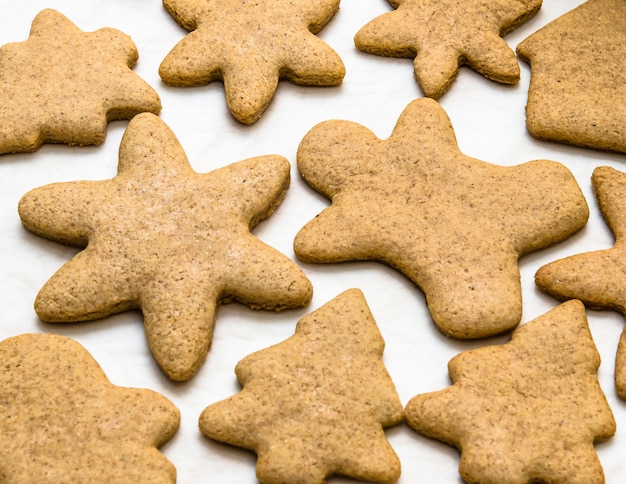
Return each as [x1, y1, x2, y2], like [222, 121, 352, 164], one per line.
[355, 0, 541, 98]
[0, 9, 161, 155]
[0, 333, 179, 483]
[294, 97, 588, 339]
[516, 0, 626, 153]
[159, 0, 345, 125]
[199, 288, 404, 484]
[536, 166, 626, 399]
[18, 112, 313, 381]
[405, 300, 616, 484]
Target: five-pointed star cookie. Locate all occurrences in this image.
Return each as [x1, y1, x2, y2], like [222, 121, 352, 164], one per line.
[199, 289, 404, 484]
[294, 98, 589, 339]
[536, 166, 626, 399]
[405, 300, 616, 484]
[17, 112, 313, 381]
[0, 333, 180, 482]
[0, 9, 161, 155]
[354, 0, 542, 98]
[158, 0, 345, 125]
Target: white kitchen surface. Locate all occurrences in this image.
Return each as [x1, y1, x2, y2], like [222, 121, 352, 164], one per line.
[1, 0, 625, 482]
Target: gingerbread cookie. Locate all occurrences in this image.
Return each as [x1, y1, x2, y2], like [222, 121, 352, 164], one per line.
[354, 0, 541, 98]
[159, 0, 345, 125]
[516, 0, 626, 153]
[536, 166, 626, 399]
[18, 112, 313, 381]
[405, 300, 615, 484]
[199, 289, 404, 484]
[294, 98, 588, 339]
[0, 9, 161, 155]
[0, 333, 179, 482]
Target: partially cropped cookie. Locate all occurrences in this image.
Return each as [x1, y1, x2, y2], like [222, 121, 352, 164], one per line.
[516, 0, 626, 153]
[0, 9, 161, 155]
[536, 166, 626, 399]
[405, 300, 615, 484]
[0, 333, 179, 483]
[354, 0, 541, 98]
[199, 289, 404, 484]
[18, 112, 312, 381]
[159, 0, 345, 124]
[294, 98, 588, 339]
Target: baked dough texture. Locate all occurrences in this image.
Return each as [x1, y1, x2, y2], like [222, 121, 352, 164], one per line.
[18, 112, 312, 381]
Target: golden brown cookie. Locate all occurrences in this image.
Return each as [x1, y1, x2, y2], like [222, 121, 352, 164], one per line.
[536, 166, 626, 399]
[0, 333, 179, 483]
[516, 0, 626, 153]
[0, 9, 161, 155]
[405, 300, 615, 484]
[199, 288, 404, 484]
[18, 112, 313, 381]
[159, 0, 345, 125]
[354, 0, 542, 98]
[294, 97, 588, 339]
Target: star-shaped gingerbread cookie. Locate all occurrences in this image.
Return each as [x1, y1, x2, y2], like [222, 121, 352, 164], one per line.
[0, 333, 180, 482]
[405, 300, 616, 484]
[199, 289, 404, 484]
[354, 0, 542, 98]
[0, 9, 161, 155]
[294, 98, 589, 339]
[18, 112, 313, 381]
[536, 166, 626, 399]
[159, 0, 345, 124]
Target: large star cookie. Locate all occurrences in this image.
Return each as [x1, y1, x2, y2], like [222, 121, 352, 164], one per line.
[536, 166, 626, 399]
[199, 289, 404, 484]
[354, 0, 541, 98]
[516, 0, 626, 153]
[18, 112, 313, 381]
[0, 9, 161, 155]
[294, 98, 588, 339]
[159, 0, 345, 124]
[405, 300, 615, 484]
[0, 333, 180, 482]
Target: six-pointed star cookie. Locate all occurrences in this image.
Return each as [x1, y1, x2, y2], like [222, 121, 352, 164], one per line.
[0, 9, 161, 155]
[17, 112, 313, 381]
[294, 98, 589, 339]
[354, 0, 542, 98]
[405, 300, 616, 484]
[158, 0, 345, 125]
[516, 0, 626, 154]
[0, 333, 180, 483]
[536, 166, 626, 399]
[199, 289, 404, 484]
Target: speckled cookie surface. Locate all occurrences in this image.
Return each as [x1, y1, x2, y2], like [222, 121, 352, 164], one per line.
[0, 9, 161, 155]
[0, 333, 180, 483]
[199, 288, 404, 484]
[536, 166, 626, 399]
[516, 0, 626, 153]
[294, 97, 589, 339]
[159, 0, 345, 124]
[405, 300, 615, 484]
[354, 0, 541, 98]
[17, 112, 312, 381]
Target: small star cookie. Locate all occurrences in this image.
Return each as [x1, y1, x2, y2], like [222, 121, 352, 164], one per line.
[0, 333, 180, 483]
[0, 9, 161, 155]
[18, 112, 313, 381]
[199, 289, 404, 484]
[405, 300, 616, 484]
[536, 166, 626, 399]
[294, 98, 588, 339]
[354, 0, 541, 98]
[159, 0, 345, 124]
[516, 0, 626, 153]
